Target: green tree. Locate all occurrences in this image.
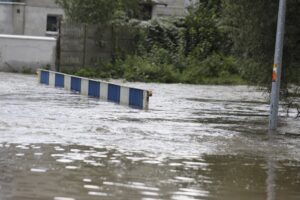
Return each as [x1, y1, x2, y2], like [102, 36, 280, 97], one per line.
[184, 0, 230, 59]
[222, 0, 300, 86]
[56, 0, 140, 24]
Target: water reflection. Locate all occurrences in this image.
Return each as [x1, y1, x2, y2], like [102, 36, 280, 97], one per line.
[0, 143, 300, 199]
[265, 132, 276, 200]
[266, 157, 276, 200]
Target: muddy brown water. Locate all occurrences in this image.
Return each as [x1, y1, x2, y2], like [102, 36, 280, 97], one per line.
[0, 73, 299, 200]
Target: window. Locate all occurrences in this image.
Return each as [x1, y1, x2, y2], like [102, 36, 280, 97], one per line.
[46, 15, 60, 32]
[140, 3, 153, 20]
[138, 1, 168, 20]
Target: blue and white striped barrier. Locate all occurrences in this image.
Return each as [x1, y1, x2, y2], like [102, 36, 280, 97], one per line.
[37, 69, 152, 110]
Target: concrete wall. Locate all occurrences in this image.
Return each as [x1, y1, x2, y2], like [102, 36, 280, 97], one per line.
[12, 3, 25, 34]
[25, 0, 61, 8]
[0, 1, 64, 36]
[152, 0, 197, 18]
[24, 5, 64, 36]
[59, 23, 137, 71]
[0, 2, 25, 35]
[152, 0, 188, 18]
[59, 23, 112, 71]
[0, 3, 13, 34]
[0, 34, 56, 72]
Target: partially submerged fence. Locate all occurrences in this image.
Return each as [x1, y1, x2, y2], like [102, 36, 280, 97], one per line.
[37, 69, 152, 110]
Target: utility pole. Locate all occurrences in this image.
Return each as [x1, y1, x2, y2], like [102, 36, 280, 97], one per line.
[269, 0, 287, 131]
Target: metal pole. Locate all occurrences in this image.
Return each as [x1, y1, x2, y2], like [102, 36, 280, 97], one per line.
[269, 0, 287, 130]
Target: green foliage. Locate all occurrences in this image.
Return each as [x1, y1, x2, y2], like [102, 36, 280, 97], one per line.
[222, 0, 300, 86]
[57, 0, 300, 86]
[135, 19, 187, 73]
[185, 0, 231, 59]
[182, 53, 243, 84]
[71, 52, 242, 85]
[74, 61, 123, 79]
[238, 59, 271, 87]
[56, 0, 140, 24]
[74, 68, 98, 78]
[21, 67, 34, 74]
[68, 55, 181, 83]
[117, 55, 181, 83]
[41, 64, 51, 70]
[59, 0, 245, 85]
[139, 18, 184, 54]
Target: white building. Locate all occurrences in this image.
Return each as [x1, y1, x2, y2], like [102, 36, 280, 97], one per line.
[0, 0, 64, 37]
[151, 0, 196, 18]
[0, 0, 62, 72]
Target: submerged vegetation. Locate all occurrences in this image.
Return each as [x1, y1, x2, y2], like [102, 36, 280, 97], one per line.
[58, 0, 300, 86]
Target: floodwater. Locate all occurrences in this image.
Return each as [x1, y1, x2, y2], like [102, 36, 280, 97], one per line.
[0, 72, 299, 200]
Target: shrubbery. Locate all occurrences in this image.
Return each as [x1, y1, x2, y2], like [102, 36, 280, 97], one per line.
[64, 0, 245, 85]
[59, 0, 300, 86]
[182, 53, 243, 84]
[119, 55, 180, 83]
[75, 61, 122, 79]
[73, 51, 242, 85]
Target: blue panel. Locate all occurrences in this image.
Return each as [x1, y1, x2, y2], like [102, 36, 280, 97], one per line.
[88, 80, 100, 98]
[40, 71, 49, 85]
[55, 74, 64, 88]
[71, 77, 81, 92]
[108, 84, 120, 103]
[129, 88, 144, 109]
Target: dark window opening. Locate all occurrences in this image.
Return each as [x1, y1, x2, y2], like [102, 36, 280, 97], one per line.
[47, 15, 59, 32]
[139, 3, 153, 20]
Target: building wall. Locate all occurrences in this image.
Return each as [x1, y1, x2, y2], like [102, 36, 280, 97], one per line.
[25, 0, 61, 8]
[24, 5, 64, 36]
[12, 3, 25, 34]
[0, 2, 25, 34]
[0, 0, 64, 36]
[60, 23, 111, 71]
[59, 23, 138, 71]
[0, 3, 14, 34]
[0, 34, 56, 72]
[23, 0, 64, 36]
[152, 0, 192, 18]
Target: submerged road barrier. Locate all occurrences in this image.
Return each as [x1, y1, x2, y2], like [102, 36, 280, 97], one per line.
[37, 69, 152, 110]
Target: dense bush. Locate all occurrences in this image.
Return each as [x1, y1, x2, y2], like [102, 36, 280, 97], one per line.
[181, 53, 243, 84]
[59, 0, 299, 86]
[61, 0, 244, 85]
[73, 51, 242, 85]
[74, 61, 122, 79]
[117, 55, 181, 83]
